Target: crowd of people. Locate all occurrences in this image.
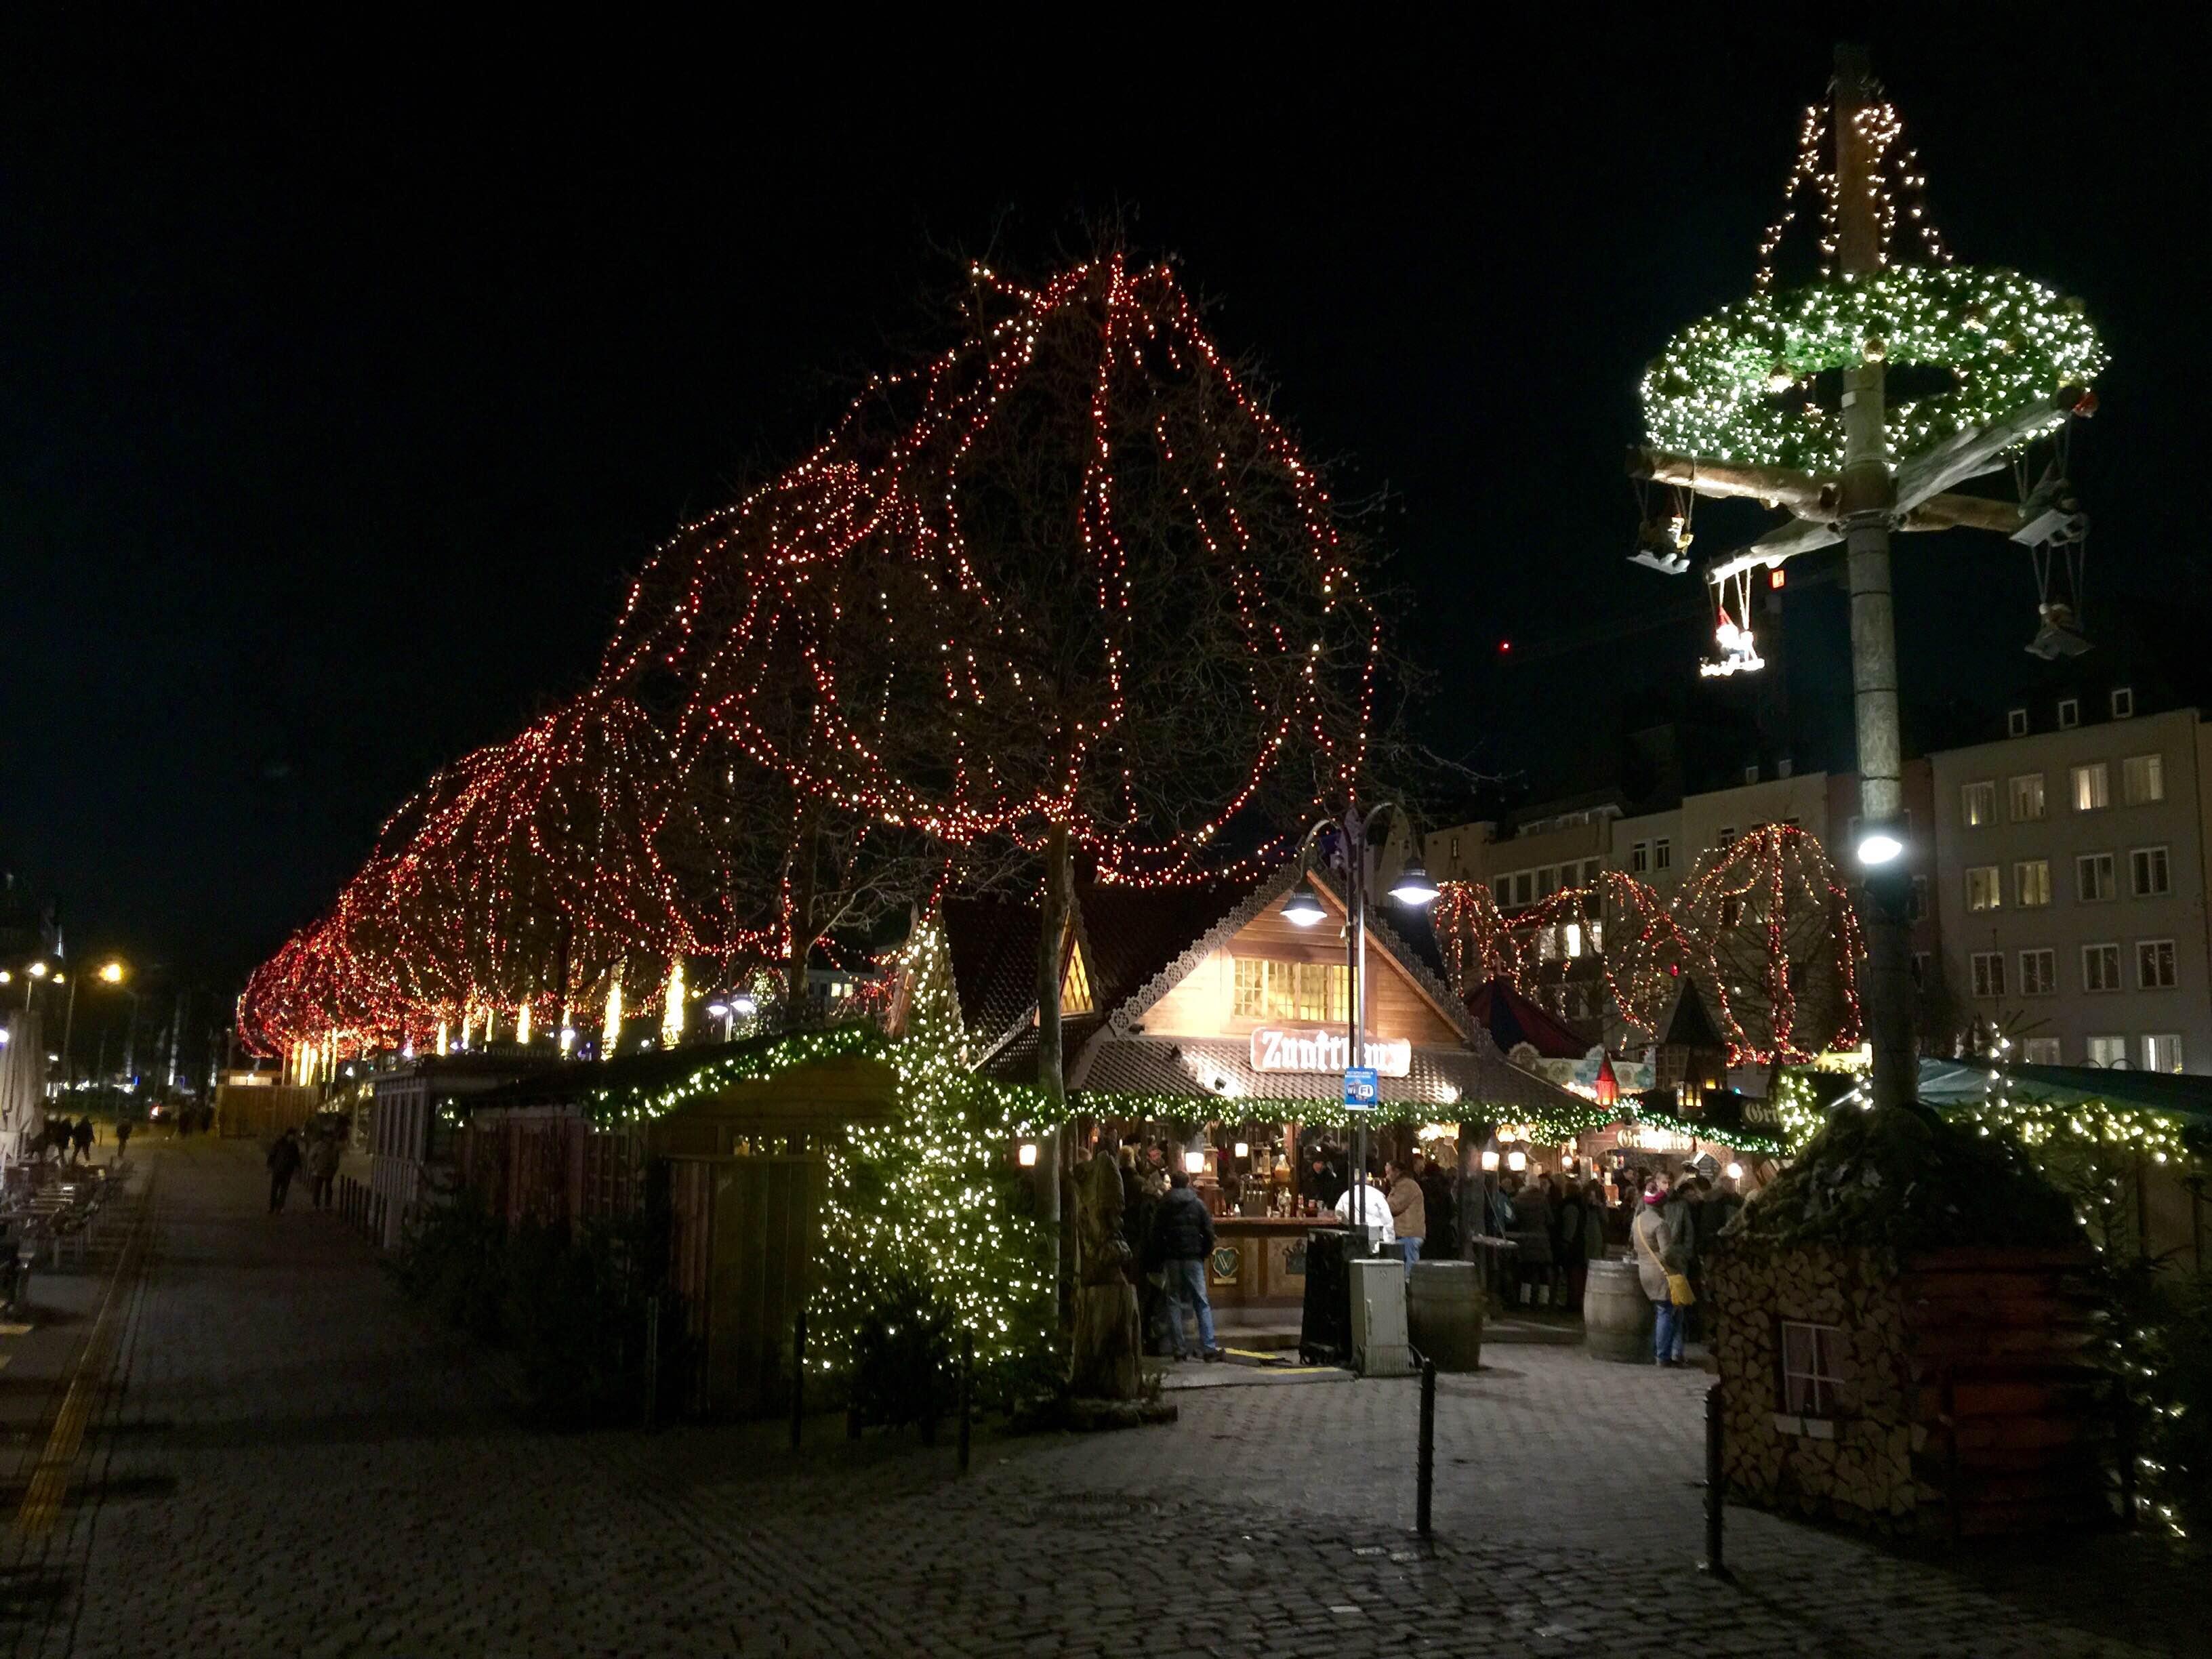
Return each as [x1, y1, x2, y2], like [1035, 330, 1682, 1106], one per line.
[1081, 1131, 1746, 1370]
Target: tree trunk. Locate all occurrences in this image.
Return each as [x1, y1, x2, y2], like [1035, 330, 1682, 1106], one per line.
[785, 810, 822, 1011]
[1037, 821, 1072, 1330]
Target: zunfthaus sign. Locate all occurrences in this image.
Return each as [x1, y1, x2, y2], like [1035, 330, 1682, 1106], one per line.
[1249, 1029, 1412, 1078]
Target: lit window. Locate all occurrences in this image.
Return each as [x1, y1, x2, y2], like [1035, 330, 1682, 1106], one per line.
[1061, 938, 1094, 1015]
[1965, 866, 2002, 912]
[1971, 951, 2005, 998]
[1232, 957, 1265, 1018]
[1449, 834, 1461, 866]
[2072, 762, 2110, 811]
[1631, 842, 1650, 874]
[2086, 1035, 2128, 1069]
[1563, 923, 1583, 958]
[2143, 1033, 2184, 1073]
[2137, 939, 2177, 990]
[2020, 949, 2055, 996]
[2014, 860, 2051, 907]
[2058, 697, 2079, 729]
[2007, 708, 2029, 738]
[2077, 853, 2116, 902]
[2083, 943, 2122, 993]
[2008, 774, 2046, 822]
[1292, 961, 1349, 1021]
[2122, 754, 2165, 805]
[1961, 781, 1996, 827]
[2131, 846, 2171, 897]
[2023, 1038, 2062, 1065]
[2112, 687, 2135, 720]
[1779, 1320, 1847, 1418]
[1654, 838, 1672, 872]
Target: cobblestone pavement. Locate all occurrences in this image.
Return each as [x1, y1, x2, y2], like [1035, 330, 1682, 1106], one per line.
[1, 1139, 2196, 1658]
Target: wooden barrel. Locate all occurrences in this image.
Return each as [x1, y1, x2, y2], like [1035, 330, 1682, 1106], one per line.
[1584, 1258, 1652, 1363]
[1407, 1262, 1484, 1372]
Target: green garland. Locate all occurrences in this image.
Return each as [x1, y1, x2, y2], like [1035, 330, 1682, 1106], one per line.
[1643, 266, 2104, 473]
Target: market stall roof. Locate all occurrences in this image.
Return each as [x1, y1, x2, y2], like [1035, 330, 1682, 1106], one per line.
[1071, 1029, 1595, 1120]
[1463, 977, 1589, 1059]
[644, 1053, 901, 1156]
[943, 873, 1264, 1076]
[1917, 1057, 2212, 1126]
[1660, 979, 1727, 1050]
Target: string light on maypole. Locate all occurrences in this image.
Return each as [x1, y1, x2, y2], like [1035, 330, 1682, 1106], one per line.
[1628, 45, 2107, 1112]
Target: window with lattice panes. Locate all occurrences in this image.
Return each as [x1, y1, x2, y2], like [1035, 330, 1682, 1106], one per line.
[1060, 934, 1094, 1015]
[1231, 957, 1267, 1018]
[2009, 773, 2046, 822]
[1779, 1320, 1847, 1418]
[1292, 961, 1349, 1022]
[1971, 951, 2005, 998]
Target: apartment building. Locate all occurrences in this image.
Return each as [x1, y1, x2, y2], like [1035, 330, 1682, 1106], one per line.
[1931, 689, 2212, 1073]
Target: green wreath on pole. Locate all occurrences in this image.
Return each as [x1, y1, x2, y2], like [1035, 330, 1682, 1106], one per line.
[1641, 266, 2105, 473]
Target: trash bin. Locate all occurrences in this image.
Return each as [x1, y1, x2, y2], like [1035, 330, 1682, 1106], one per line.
[1298, 1227, 1351, 1364]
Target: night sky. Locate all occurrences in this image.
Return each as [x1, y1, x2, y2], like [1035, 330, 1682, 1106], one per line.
[3, 12, 2202, 1000]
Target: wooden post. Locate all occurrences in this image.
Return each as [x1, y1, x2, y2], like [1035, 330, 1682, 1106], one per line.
[958, 1330, 974, 1475]
[790, 1304, 806, 1451]
[1835, 42, 1916, 1116]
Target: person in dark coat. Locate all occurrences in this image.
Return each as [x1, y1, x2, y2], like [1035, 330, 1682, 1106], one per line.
[266, 1129, 303, 1213]
[1416, 1153, 1456, 1260]
[1507, 1176, 1554, 1309]
[1155, 1168, 1221, 1362]
[71, 1117, 95, 1165]
[1555, 1177, 1589, 1311]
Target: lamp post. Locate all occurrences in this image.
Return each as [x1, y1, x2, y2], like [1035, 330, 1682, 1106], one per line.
[1280, 802, 1439, 1244]
[60, 960, 129, 1096]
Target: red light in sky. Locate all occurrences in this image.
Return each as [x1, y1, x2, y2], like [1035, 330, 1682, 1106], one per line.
[1498, 640, 1511, 653]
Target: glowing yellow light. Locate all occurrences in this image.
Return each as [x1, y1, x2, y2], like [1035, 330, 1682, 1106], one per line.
[100, 961, 125, 984]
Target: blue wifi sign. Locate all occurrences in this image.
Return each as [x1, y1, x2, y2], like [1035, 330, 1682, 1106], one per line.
[1343, 1067, 1379, 1110]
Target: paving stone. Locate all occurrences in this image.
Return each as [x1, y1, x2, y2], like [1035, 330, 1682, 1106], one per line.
[0, 1138, 2195, 1657]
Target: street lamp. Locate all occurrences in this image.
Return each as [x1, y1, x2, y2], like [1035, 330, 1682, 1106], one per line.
[1856, 825, 1904, 867]
[1277, 801, 1439, 1243]
[59, 959, 131, 1097]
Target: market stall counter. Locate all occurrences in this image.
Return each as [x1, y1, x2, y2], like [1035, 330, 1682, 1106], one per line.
[1206, 1214, 1346, 1317]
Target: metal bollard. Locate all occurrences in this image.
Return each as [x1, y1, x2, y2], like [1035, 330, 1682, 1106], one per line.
[790, 1305, 807, 1452]
[1701, 1381, 1730, 1578]
[642, 1293, 661, 1433]
[1416, 1357, 1436, 1538]
[958, 1330, 974, 1475]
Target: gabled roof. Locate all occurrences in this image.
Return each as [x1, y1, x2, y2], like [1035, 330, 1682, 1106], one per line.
[1662, 979, 1727, 1050]
[1464, 977, 1589, 1059]
[941, 872, 1265, 1070]
[1103, 860, 1473, 1044]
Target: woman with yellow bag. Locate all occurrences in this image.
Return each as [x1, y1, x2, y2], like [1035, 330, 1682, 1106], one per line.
[1631, 1174, 1693, 1368]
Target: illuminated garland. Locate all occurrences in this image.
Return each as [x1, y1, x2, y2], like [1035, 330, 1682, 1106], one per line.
[242, 255, 1382, 1066]
[1643, 265, 2104, 473]
[1436, 824, 1864, 1066]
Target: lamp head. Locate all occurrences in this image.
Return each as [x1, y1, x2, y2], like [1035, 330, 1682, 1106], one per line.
[28, 961, 47, 979]
[705, 1002, 730, 1019]
[1856, 827, 1905, 867]
[1279, 879, 1328, 928]
[100, 961, 126, 984]
[1387, 864, 1441, 907]
[729, 993, 758, 1018]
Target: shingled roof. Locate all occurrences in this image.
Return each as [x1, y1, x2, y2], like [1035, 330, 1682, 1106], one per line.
[941, 873, 1265, 1075]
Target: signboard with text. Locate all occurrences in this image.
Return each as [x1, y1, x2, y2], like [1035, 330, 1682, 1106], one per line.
[1248, 1028, 1412, 1078]
[1343, 1067, 1379, 1109]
